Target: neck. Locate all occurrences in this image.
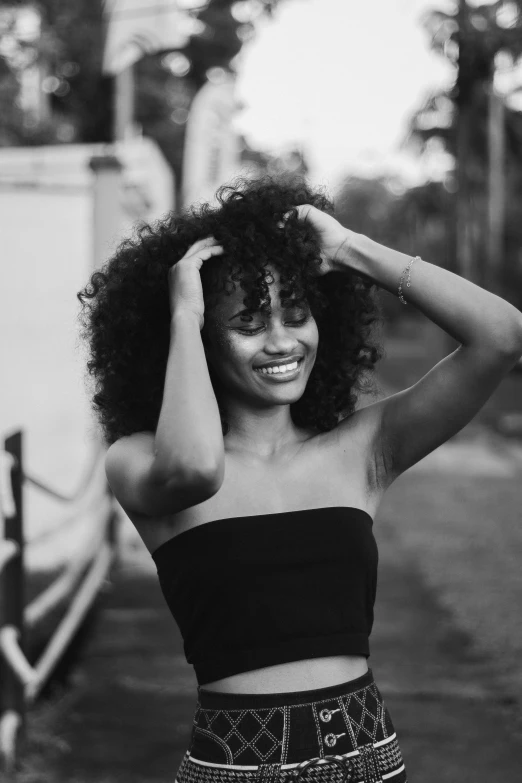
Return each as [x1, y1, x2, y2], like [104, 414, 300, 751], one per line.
[222, 402, 308, 460]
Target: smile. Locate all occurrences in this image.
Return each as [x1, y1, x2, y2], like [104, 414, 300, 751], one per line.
[253, 359, 303, 380]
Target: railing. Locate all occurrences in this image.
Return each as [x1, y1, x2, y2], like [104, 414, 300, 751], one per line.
[0, 429, 119, 777]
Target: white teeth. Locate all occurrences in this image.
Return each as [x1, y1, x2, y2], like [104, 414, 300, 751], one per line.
[256, 360, 299, 375]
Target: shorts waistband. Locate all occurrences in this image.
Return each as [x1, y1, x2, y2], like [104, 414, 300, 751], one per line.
[197, 667, 374, 710]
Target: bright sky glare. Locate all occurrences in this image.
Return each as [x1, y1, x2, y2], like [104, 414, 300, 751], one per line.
[234, 0, 456, 191]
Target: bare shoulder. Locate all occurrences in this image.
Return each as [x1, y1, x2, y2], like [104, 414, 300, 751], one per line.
[107, 430, 155, 453]
[105, 430, 218, 523]
[105, 431, 155, 486]
[104, 431, 156, 511]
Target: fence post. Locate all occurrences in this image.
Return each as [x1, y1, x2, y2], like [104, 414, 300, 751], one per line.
[0, 430, 25, 774]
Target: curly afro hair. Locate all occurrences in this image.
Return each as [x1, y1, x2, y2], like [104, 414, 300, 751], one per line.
[77, 173, 385, 446]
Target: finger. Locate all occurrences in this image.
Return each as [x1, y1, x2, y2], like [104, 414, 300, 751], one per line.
[276, 210, 294, 229]
[185, 240, 222, 260]
[313, 251, 329, 276]
[188, 237, 216, 255]
[295, 204, 312, 221]
[191, 236, 219, 250]
[199, 245, 224, 259]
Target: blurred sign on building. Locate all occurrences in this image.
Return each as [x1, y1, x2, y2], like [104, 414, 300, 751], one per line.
[182, 72, 242, 208]
[102, 0, 201, 75]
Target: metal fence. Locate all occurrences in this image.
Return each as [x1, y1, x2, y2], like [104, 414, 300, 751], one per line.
[0, 429, 118, 777]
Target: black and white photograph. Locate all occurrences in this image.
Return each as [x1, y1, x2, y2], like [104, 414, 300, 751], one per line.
[1, 1, 522, 781]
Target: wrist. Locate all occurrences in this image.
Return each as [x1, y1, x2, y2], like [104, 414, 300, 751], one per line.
[170, 309, 203, 335]
[331, 231, 372, 275]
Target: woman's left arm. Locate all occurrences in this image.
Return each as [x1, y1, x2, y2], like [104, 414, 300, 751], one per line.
[343, 233, 522, 483]
[344, 233, 522, 352]
[294, 204, 522, 484]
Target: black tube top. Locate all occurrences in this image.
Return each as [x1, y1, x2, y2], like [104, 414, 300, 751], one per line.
[151, 507, 378, 685]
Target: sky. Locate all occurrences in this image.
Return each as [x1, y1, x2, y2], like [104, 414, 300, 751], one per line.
[233, 0, 457, 191]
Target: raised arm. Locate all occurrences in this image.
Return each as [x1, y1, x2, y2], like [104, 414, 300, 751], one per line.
[293, 204, 522, 485]
[105, 238, 226, 516]
[340, 232, 522, 483]
[152, 309, 225, 485]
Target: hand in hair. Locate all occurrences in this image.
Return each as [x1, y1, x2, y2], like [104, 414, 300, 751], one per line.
[292, 204, 358, 275]
[169, 236, 224, 329]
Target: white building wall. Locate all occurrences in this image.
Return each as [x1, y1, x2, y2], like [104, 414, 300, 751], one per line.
[0, 138, 174, 568]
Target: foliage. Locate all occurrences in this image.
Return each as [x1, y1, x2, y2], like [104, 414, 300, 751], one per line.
[0, 0, 112, 144]
[0, 0, 283, 159]
[334, 174, 455, 322]
[407, 1, 522, 161]
[239, 136, 309, 177]
[135, 1, 283, 190]
[0, 50, 25, 145]
[403, 0, 522, 305]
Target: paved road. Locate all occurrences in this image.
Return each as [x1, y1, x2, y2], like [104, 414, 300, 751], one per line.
[20, 426, 522, 782]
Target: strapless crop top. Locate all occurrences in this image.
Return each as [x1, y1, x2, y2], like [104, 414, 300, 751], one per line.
[151, 507, 378, 685]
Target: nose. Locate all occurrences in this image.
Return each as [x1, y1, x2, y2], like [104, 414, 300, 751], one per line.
[263, 320, 299, 353]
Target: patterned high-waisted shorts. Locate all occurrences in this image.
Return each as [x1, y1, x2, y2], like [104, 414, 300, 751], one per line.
[175, 668, 408, 783]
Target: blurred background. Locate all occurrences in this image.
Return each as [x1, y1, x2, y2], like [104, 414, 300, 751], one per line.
[1, 1, 522, 781]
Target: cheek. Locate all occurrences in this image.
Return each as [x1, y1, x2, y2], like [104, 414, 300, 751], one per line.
[208, 326, 251, 367]
[305, 320, 319, 348]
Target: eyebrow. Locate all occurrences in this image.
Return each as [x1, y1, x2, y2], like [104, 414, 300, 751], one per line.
[228, 300, 305, 321]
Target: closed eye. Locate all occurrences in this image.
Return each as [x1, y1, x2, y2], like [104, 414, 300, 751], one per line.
[237, 316, 310, 334]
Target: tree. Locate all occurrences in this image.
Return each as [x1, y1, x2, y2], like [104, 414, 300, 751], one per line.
[0, 0, 111, 144]
[334, 174, 454, 323]
[403, 0, 522, 305]
[0, 1, 286, 185]
[134, 1, 285, 192]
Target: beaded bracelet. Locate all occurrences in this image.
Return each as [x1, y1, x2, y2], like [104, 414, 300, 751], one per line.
[398, 255, 420, 305]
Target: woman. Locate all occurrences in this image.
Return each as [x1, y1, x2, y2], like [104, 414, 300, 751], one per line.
[78, 176, 522, 783]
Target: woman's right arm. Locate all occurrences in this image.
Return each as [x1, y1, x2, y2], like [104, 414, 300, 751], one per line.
[105, 237, 225, 517]
[151, 308, 225, 487]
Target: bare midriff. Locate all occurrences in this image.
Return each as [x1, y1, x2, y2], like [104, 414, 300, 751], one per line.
[201, 655, 369, 694]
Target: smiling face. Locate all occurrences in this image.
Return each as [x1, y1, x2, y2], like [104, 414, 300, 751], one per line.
[202, 266, 319, 408]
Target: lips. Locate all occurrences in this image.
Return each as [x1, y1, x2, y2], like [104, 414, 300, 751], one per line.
[254, 357, 303, 370]
[253, 358, 303, 381]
